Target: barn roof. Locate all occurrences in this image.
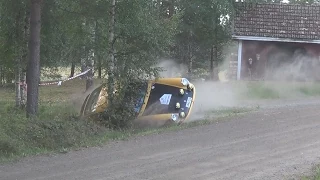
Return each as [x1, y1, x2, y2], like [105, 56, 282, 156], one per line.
[232, 2, 320, 43]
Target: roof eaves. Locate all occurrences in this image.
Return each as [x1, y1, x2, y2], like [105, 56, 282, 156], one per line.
[232, 35, 320, 44]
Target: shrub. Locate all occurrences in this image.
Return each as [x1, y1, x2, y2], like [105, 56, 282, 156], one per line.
[93, 80, 145, 130]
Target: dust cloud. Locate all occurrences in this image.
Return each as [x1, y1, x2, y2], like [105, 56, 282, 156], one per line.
[188, 81, 242, 121]
[155, 46, 320, 123]
[156, 59, 243, 122]
[156, 59, 188, 78]
[264, 48, 320, 82]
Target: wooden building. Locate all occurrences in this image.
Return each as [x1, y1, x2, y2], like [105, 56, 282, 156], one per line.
[231, 2, 320, 81]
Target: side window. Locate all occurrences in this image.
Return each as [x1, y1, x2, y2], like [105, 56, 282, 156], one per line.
[123, 81, 148, 113]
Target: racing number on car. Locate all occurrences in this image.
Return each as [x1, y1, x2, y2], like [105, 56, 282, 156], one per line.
[159, 94, 172, 105]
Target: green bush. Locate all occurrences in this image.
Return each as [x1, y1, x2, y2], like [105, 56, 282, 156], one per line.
[94, 81, 144, 130]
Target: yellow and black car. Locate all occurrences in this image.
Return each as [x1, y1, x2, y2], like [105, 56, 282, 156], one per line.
[80, 78, 196, 126]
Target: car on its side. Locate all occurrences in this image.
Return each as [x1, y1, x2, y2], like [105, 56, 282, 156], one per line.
[80, 78, 196, 126]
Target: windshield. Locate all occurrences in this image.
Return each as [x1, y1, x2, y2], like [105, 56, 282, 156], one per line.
[142, 83, 194, 116]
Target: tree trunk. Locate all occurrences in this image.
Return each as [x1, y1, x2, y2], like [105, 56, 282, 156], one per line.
[21, 5, 30, 108]
[210, 45, 214, 80]
[95, 21, 102, 79]
[0, 66, 2, 86]
[70, 62, 75, 77]
[97, 58, 102, 79]
[187, 43, 193, 80]
[26, 0, 42, 118]
[85, 20, 98, 90]
[14, 4, 23, 108]
[86, 49, 94, 91]
[15, 62, 21, 107]
[14, 6, 22, 108]
[107, 0, 116, 104]
[20, 71, 27, 108]
[168, 0, 174, 17]
[80, 45, 86, 73]
[214, 45, 218, 66]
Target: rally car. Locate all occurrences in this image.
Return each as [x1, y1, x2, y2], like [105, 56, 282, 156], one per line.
[80, 78, 196, 126]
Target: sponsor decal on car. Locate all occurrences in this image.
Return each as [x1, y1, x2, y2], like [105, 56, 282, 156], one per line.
[186, 97, 192, 108]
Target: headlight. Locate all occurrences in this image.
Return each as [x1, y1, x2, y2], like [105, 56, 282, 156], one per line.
[176, 102, 181, 109]
[171, 114, 179, 122]
[179, 89, 185, 95]
[179, 112, 186, 118]
[187, 83, 194, 90]
[181, 78, 190, 86]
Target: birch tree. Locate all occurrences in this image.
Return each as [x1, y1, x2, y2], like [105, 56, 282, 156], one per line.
[107, 0, 116, 104]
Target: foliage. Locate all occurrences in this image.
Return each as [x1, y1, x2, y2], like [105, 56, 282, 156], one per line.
[1, 0, 318, 86]
[0, 0, 237, 84]
[88, 79, 148, 130]
[170, 0, 234, 79]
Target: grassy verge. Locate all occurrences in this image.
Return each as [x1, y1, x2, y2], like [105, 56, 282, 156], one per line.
[0, 79, 103, 162]
[210, 107, 256, 117]
[300, 166, 320, 180]
[239, 81, 320, 100]
[0, 105, 247, 163]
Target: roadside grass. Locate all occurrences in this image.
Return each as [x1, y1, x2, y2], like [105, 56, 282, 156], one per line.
[244, 82, 280, 99]
[240, 81, 320, 100]
[0, 79, 106, 162]
[300, 166, 320, 180]
[297, 83, 320, 96]
[210, 107, 256, 117]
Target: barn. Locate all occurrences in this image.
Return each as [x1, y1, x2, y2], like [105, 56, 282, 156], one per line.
[231, 2, 320, 81]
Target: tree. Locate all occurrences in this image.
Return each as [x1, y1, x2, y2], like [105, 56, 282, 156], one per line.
[168, 0, 234, 80]
[107, 0, 116, 103]
[0, 0, 29, 107]
[26, 0, 43, 117]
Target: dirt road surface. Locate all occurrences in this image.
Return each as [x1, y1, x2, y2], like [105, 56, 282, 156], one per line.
[1, 99, 320, 180]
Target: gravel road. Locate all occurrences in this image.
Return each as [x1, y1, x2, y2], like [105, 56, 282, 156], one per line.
[1, 98, 320, 180]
